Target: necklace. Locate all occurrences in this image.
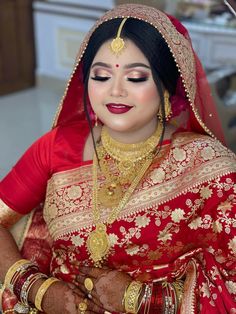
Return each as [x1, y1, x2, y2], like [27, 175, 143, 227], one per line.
[86, 123, 163, 267]
[101, 125, 162, 163]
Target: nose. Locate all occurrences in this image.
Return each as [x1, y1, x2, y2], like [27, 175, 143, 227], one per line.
[110, 77, 127, 97]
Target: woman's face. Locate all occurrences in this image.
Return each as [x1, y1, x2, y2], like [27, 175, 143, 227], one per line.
[88, 38, 160, 139]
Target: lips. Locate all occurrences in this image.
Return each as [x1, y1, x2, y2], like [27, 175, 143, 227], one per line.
[106, 103, 133, 114]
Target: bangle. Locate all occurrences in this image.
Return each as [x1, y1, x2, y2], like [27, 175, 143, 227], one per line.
[13, 267, 39, 300]
[124, 281, 143, 314]
[138, 283, 152, 313]
[34, 277, 59, 311]
[4, 259, 31, 289]
[20, 272, 48, 305]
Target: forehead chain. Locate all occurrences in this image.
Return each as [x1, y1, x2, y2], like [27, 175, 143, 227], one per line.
[110, 18, 128, 56]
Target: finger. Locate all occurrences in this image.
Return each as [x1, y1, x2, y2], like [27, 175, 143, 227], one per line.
[76, 274, 98, 301]
[75, 296, 104, 314]
[67, 282, 84, 297]
[79, 266, 109, 278]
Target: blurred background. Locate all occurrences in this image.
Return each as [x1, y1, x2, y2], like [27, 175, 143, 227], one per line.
[0, 0, 236, 179]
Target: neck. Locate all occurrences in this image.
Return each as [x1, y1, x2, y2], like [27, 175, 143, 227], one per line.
[105, 119, 159, 144]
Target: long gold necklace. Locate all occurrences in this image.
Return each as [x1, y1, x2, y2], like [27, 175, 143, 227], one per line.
[86, 123, 163, 267]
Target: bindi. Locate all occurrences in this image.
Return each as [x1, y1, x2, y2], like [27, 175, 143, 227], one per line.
[115, 64, 119, 68]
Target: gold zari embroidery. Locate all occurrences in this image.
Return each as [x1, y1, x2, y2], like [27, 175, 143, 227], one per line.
[43, 133, 236, 240]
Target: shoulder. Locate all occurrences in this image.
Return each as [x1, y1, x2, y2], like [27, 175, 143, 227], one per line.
[168, 131, 236, 175]
[172, 132, 235, 160]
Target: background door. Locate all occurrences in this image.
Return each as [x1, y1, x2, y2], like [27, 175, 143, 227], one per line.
[0, 0, 35, 96]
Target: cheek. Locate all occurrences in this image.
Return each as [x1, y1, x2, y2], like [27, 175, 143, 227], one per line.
[135, 84, 160, 106]
[88, 82, 105, 105]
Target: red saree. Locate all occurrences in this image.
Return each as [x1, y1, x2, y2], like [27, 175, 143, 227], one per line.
[0, 4, 236, 313]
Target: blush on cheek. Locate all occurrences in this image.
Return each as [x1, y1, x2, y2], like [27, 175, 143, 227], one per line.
[138, 86, 160, 104]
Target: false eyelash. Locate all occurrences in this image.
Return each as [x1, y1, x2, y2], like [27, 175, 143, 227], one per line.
[90, 76, 148, 82]
[127, 77, 148, 82]
[91, 76, 110, 81]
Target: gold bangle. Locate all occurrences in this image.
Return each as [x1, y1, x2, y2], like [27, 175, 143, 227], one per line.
[34, 277, 59, 311]
[4, 259, 30, 288]
[124, 281, 143, 314]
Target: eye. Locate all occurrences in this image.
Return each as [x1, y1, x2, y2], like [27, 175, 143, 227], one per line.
[91, 76, 110, 81]
[127, 77, 148, 83]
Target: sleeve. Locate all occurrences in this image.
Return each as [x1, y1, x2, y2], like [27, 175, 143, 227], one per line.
[0, 129, 57, 216]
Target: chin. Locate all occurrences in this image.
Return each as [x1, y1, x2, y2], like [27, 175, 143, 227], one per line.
[101, 118, 133, 132]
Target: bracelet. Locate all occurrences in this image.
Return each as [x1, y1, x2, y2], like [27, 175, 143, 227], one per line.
[124, 281, 143, 314]
[13, 267, 39, 300]
[138, 283, 152, 314]
[20, 272, 48, 305]
[4, 259, 31, 289]
[162, 282, 177, 314]
[34, 277, 59, 311]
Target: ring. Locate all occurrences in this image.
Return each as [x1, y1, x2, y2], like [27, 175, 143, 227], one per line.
[78, 299, 88, 314]
[84, 277, 94, 293]
[87, 293, 93, 299]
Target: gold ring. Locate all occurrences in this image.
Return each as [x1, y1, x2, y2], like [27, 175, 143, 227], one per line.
[84, 277, 94, 293]
[78, 299, 88, 314]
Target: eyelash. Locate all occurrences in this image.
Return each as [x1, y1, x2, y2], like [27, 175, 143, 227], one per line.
[90, 76, 148, 83]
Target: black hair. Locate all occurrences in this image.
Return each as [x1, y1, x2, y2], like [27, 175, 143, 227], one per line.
[82, 18, 179, 155]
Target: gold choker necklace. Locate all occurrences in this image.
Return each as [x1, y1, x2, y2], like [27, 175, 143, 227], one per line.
[101, 126, 162, 162]
[86, 123, 163, 267]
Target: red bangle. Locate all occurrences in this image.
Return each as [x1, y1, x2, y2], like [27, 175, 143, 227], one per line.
[13, 267, 39, 300]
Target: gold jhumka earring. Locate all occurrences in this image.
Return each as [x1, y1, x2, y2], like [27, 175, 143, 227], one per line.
[110, 18, 128, 55]
[158, 90, 172, 122]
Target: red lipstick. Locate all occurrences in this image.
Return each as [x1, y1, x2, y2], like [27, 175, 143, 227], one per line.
[106, 103, 133, 114]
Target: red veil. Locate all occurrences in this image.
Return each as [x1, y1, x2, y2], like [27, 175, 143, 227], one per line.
[52, 4, 225, 145]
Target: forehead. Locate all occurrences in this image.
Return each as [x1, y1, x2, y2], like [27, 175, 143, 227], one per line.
[92, 39, 149, 64]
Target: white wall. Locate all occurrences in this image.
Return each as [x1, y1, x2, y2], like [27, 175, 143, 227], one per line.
[33, 1, 114, 80]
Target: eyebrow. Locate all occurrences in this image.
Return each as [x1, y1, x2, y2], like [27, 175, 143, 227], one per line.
[91, 62, 150, 69]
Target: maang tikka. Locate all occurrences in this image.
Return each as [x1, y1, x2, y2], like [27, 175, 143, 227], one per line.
[110, 18, 128, 55]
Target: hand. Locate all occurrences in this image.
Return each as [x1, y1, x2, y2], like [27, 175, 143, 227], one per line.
[76, 267, 133, 313]
[41, 280, 104, 314]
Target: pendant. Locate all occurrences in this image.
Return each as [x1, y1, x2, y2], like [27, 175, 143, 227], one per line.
[86, 223, 110, 265]
[98, 182, 123, 208]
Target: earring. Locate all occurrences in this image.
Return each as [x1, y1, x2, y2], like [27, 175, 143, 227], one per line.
[95, 114, 98, 127]
[157, 90, 172, 122]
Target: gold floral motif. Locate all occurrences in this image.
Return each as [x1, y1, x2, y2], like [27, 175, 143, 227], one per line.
[201, 146, 216, 160]
[217, 201, 233, 214]
[172, 147, 186, 162]
[71, 235, 85, 247]
[188, 217, 202, 230]
[135, 215, 150, 228]
[200, 186, 213, 199]
[228, 236, 236, 256]
[171, 208, 185, 223]
[225, 281, 236, 295]
[149, 168, 166, 184]
[212, 221, 223, 234]
[200, 282, 211, 298]
[67, 185, 83, 200]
